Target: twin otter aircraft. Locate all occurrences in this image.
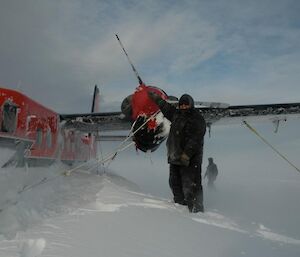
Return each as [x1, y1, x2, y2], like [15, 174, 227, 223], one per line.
[0, 35, 300, 168]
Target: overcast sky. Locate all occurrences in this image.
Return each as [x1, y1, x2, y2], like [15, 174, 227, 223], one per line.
[0, 0, 300, 113]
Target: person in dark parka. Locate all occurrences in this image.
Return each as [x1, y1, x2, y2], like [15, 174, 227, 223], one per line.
[148, 92, 206, 213]
[204, 157, 218, 187]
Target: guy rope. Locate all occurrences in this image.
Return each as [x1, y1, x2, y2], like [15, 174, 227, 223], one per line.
[0, 110, 161, 213]
[63, 109, 161, 176]
[243, 120, 300, 173]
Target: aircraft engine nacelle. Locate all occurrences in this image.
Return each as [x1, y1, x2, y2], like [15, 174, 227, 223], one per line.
[121, 85, 171, 152]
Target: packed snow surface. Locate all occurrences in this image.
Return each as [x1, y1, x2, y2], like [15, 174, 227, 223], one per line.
[0, 122, 300, 257]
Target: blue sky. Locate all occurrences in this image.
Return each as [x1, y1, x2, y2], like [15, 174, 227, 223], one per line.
[0, 0, 300, 113]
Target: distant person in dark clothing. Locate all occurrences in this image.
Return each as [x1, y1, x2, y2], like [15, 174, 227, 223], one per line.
[204, 157, 218, 187]
[148, 92, 206, 213]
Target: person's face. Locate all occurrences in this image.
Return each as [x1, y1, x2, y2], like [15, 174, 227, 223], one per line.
[179, 104, 191, 110]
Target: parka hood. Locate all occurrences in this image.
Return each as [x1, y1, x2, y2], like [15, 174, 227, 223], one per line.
[178, 94, 194, 108]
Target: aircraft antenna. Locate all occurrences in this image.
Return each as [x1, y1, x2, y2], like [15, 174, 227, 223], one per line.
[115, 34, 144, 85]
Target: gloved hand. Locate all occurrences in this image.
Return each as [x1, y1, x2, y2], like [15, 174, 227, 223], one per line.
[180, 152, 190, 167]
[148, 91, 162, 104]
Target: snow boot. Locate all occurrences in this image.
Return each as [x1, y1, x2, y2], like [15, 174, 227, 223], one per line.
[174, 198, 187, 206]
[191, 203, 204, 213]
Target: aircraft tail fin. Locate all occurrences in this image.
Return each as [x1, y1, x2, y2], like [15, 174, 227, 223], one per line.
[91, 85, 100, 113]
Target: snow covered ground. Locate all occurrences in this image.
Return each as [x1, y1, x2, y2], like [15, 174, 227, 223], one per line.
[1, 171, 300, 257]
[0, 121, 300, 257]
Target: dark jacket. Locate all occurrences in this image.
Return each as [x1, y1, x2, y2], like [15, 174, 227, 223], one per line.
[157, 99, 206, 166]
[205, 163, 218, 180]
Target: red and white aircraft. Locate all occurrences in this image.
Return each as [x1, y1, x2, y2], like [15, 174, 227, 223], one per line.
[0, 86, 100, 167]
[0, 36, 300, 168]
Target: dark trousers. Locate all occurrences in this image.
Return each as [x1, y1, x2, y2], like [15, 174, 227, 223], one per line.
[169, 161, 203, 211]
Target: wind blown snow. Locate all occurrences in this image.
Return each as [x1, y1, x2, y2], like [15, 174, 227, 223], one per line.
[0, 123, 300, 257]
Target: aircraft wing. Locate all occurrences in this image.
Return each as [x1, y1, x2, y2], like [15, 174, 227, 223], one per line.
[200, 102, 300, 126]
[60, 102, 300, 133]
[60, 112, 131, 132]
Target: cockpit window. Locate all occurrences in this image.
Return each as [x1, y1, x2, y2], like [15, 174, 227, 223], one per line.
[1, 101, 18, 133]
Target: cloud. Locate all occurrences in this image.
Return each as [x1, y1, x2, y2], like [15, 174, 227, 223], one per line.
[0, 0, 299, 112]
